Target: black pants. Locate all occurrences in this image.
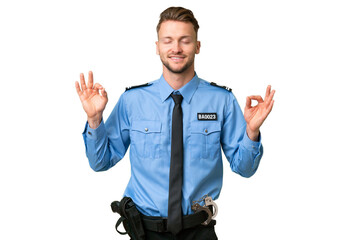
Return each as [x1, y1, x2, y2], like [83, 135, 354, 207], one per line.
[144, 222, 218, 240]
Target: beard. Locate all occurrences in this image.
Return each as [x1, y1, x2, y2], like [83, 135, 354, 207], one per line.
[160, 55, 195, 74]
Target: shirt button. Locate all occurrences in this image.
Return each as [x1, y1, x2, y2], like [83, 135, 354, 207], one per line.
[205, 129, 208, 133]
[145, 128, 148, 132]
[88, 131, 92, 136]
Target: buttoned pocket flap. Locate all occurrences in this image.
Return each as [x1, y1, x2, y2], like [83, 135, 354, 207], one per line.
[190, 121, 221, 135]
[131, 120, 162, 134]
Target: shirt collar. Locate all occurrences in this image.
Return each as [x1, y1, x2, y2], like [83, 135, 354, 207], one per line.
[158, 73, 200, 104]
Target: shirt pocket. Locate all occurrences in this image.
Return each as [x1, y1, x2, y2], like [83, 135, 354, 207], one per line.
[190, 121, 221, 160]
[130, 120, 162, 159]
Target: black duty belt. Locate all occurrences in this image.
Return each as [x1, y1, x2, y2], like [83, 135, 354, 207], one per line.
[141, 210, 216, 233]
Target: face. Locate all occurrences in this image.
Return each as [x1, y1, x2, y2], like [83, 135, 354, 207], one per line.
[156, 20, 200, 74]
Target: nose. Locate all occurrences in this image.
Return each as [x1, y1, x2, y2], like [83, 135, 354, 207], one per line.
[171, 41, 182, 54]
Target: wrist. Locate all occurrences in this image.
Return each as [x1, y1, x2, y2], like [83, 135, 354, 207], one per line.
[88, 115, 102, 129]
[246, 126, 260, 142]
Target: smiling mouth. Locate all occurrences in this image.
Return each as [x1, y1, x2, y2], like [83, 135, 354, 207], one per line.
[169, 56, 185, 62]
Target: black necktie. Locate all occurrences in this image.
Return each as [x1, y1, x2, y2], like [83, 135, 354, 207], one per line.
[167, 93, 184, 235]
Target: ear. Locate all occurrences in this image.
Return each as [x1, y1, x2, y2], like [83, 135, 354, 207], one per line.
[156, 41, 159, 55]
[196, 41, 201, 54]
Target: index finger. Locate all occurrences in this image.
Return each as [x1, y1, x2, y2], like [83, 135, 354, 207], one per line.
[248, 95, 264, 103]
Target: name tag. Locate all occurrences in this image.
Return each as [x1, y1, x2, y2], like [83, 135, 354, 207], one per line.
[197, 113, 217, 121]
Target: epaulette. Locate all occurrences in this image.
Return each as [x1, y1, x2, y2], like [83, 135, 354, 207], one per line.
[210, 82, 232, 92]
[125, 83, 152, 91]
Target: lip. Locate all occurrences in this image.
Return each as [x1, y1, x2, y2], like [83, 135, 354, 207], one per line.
[169, 56, 185, 62]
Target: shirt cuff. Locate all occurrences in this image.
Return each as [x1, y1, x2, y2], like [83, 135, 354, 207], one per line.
[243, 131, 262, 152]
[82, 119, 106, 140]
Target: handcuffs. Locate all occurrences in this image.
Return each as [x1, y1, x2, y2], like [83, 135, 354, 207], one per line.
[191, 195, 218, 225]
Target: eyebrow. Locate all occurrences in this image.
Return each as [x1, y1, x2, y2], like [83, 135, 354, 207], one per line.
[160, 35, 193, 40]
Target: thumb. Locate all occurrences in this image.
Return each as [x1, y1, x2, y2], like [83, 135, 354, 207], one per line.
[245, 96, 252, 110]
[101, 88, 108, 99]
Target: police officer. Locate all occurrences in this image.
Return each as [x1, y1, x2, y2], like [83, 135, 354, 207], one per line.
[75, 6, 275, 240]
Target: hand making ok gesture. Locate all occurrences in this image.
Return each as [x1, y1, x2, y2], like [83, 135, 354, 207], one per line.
[244, 85, 275, 141]
[75, 71, 108, 129]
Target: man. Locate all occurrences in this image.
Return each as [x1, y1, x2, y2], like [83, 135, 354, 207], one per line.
[75, 6, 275, 240]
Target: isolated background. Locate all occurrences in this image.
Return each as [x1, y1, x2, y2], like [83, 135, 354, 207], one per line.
[1, 0, 359, 239]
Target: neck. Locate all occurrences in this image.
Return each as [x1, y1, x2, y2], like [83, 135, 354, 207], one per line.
[162, 66, 195, 90]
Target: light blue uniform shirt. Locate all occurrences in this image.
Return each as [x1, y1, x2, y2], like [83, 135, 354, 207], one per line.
[83, 74, 263, 217]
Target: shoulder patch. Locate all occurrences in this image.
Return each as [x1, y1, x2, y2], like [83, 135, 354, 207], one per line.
[210, 82, 232, 92]
[125, 83, 152, 91]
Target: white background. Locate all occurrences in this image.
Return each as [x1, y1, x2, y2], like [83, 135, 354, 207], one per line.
[1, 0, 359, 239]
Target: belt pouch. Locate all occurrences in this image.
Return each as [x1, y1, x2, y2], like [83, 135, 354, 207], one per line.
[112, 197, 146, 240]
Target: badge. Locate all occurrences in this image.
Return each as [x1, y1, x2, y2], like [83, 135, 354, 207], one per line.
[197, 113, 217, 121]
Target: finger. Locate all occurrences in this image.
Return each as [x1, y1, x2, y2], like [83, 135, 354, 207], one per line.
[248, 95, 264, 103]
[267, 99, 275, 113]
[266, 89, 276, 104]
[80, 73, 87, 91]
[270, 89, 275, 100]
[265, 85, 271, 99]
[101, 88, 108, 98]
[75, 81, 82, 96]
[265, 87, 275, 105]
[94, 83, 104, 89]
[87, 71, 94, 89]
[245, 96, 252, 109]
[93, 83, 104, 94]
